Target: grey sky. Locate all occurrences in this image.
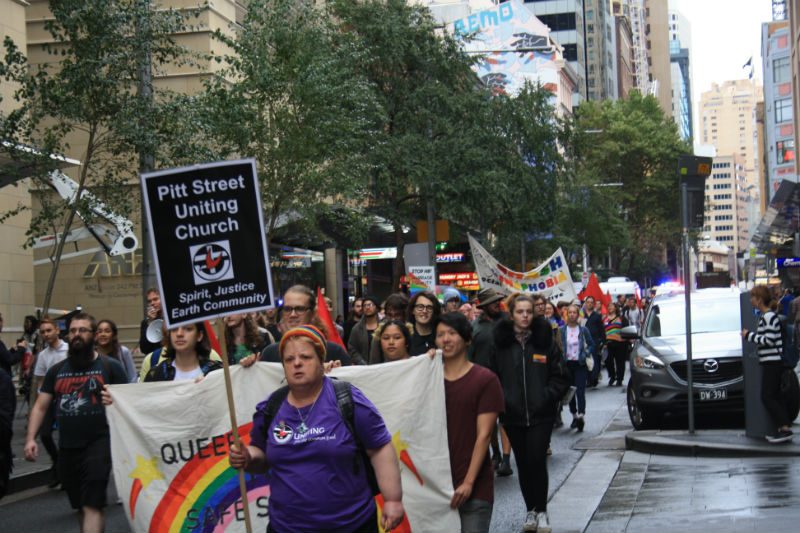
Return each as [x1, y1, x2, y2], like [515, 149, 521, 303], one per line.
[671, 0, 773, 99]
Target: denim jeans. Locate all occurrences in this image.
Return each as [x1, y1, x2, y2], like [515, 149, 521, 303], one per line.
[458, 498, 493, 533]
[567, 361, 588, 414]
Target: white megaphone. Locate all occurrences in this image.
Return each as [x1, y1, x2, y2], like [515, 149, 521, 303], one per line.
[146, 319, 164, 344]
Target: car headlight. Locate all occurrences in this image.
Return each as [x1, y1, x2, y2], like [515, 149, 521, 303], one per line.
[634, 350, 664, 369]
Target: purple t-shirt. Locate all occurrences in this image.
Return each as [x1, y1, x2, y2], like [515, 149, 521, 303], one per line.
[250, 377, 391, 532]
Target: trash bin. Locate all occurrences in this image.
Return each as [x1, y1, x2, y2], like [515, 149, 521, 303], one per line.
[741, 292, 772, 438]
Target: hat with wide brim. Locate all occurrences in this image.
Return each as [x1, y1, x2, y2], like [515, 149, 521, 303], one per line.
[475, 288, 504, 308]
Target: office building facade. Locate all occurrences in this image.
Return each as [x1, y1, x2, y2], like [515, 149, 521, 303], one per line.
[703, 155, 752, 255]
[699, 80, 763, 195]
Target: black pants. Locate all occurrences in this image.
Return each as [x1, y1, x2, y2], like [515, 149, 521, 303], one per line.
[761, 362, 789, 429]
[606, 341, 628, 383]
[504, 423, 553, 513]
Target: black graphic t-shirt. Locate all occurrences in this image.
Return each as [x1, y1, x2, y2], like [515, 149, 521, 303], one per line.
[41, 355, 128, 448]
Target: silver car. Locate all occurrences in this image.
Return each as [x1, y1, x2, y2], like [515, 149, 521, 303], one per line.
[624, 288, 745, 429]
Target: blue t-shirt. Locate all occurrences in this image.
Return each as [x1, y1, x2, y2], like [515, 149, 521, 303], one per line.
[250, 377, 391, 532]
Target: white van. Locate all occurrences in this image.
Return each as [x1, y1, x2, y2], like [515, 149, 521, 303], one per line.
[599, 276, 641, 299]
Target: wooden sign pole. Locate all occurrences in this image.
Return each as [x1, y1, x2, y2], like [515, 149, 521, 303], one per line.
[216, 317, 253, 533]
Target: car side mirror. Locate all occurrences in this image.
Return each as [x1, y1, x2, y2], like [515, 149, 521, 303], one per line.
[620, 325, 639, 340]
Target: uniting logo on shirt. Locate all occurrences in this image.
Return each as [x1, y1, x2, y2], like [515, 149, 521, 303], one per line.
[271, 421, 335, 445]
[272, 421, 293, 444]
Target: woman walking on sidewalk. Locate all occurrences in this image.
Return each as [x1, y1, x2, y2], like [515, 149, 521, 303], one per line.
[603, 303, 628, 387]
[741, 285, 794, 443]
[560, 304, 594, 432]
[489, 295, 571, 532]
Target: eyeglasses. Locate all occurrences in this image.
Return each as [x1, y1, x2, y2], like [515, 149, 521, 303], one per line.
[414, 304, 435, 313]
[281, 306, 310, 315]
[68, 327, 93, 335]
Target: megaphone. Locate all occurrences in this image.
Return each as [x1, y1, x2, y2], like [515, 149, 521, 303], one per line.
[146, 319, 164, 344]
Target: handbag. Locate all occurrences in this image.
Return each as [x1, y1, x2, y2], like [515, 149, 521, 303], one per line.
[581, 328, 594, 371]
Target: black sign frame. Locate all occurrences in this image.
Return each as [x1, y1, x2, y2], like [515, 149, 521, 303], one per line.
[141, 159, 274, 328]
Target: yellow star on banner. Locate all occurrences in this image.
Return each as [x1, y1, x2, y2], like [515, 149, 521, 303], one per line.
[391, 431, 409, 457]
[129, 454, 164, 490]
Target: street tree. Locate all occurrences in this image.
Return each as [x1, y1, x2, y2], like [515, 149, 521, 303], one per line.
[0, 0, 191, 315]
[330, 0, 566, 287]
[564, 92, 690, 281]
[165, 0, 381, 248]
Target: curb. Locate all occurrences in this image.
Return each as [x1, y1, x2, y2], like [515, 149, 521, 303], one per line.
[6, 467, 52, 495]
[626, 430, 800, 457]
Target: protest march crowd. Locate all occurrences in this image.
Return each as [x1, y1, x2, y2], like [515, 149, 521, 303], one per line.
[0, 283, 650, 533]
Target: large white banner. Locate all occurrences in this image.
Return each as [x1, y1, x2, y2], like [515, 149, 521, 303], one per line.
[107, 356, 458, 533]
[469, 234, 577, 303]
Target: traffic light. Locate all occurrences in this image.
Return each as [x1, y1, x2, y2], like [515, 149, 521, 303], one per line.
[678, 155, 712, 230]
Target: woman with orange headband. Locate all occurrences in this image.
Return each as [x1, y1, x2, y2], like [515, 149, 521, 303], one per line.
[229, 325, 405, 532]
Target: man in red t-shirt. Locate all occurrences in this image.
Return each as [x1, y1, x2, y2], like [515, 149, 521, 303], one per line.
[435, 312, 504, 533]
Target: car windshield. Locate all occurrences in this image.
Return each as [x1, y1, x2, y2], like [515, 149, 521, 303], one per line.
[644, 299, 740, 337]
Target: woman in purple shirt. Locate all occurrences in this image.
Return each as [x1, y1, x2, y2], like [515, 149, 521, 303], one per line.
[229, 326, 405, 532]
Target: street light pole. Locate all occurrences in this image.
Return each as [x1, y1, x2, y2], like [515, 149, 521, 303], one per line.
[681, 181, 696, 434]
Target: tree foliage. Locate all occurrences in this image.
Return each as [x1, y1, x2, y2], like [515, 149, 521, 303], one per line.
[560, 92, 691, 281]
[0, 0, 191, 313]
[162, 0, 381, 246]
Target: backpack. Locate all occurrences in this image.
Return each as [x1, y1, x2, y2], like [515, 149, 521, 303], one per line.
[779, 315, 799, 368]
[258, 379, 379, 495]
[149, 347, 163, 370]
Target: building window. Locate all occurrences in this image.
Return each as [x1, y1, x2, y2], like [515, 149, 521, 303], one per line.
[773, 57, 790, 83]
[562, 43, 577, 62]
[775, 98, 792, 122]
[537, 13, 577, 32]
[777, 140, 796, 164]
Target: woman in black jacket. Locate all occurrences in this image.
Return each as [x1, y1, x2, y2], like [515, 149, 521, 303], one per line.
[489, 294, 571, 533]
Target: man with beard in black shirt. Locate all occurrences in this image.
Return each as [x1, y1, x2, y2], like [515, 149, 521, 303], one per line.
[24, 313, 127, 533]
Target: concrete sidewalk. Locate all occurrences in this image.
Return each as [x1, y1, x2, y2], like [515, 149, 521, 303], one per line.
[6, 400, 54, 495]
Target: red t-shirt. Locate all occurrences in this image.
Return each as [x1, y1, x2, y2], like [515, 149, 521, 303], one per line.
[445, 364, 505, 503]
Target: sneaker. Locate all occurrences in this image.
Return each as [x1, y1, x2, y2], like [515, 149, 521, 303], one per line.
[492, 454, 501, 471]
[570, 417, 578, 429]
[536, 512, 551, 533]
[576, 416, 585, 432]
[497, 459, 513, 477]
[523, 510, 538, 532]
[766, 430, 794, 443]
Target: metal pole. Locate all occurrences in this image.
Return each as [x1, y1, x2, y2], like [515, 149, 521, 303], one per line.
[426, 199, 436, 266]
[582, 243, 589, 272]
[521, 237, 526, 271]
[681, 182, 696, 434]
[137, 0, 156, 308]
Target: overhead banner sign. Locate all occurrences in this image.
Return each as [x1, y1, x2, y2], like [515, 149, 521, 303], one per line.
[141, 159, 274, 327]
[107, 357, 459, 532]
[450, 0, 559, 97]
[468, 234, 577, 302]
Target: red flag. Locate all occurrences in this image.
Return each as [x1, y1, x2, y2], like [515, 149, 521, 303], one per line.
[204, 320, 222, 355]
[579, 273, 611, 307]
[316, 288, 346, 350]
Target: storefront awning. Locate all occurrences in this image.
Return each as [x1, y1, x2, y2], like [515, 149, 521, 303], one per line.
[750, 180, 800, 255]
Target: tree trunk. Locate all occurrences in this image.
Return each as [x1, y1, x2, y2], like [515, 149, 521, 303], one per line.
[41, 128, 96, 317]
